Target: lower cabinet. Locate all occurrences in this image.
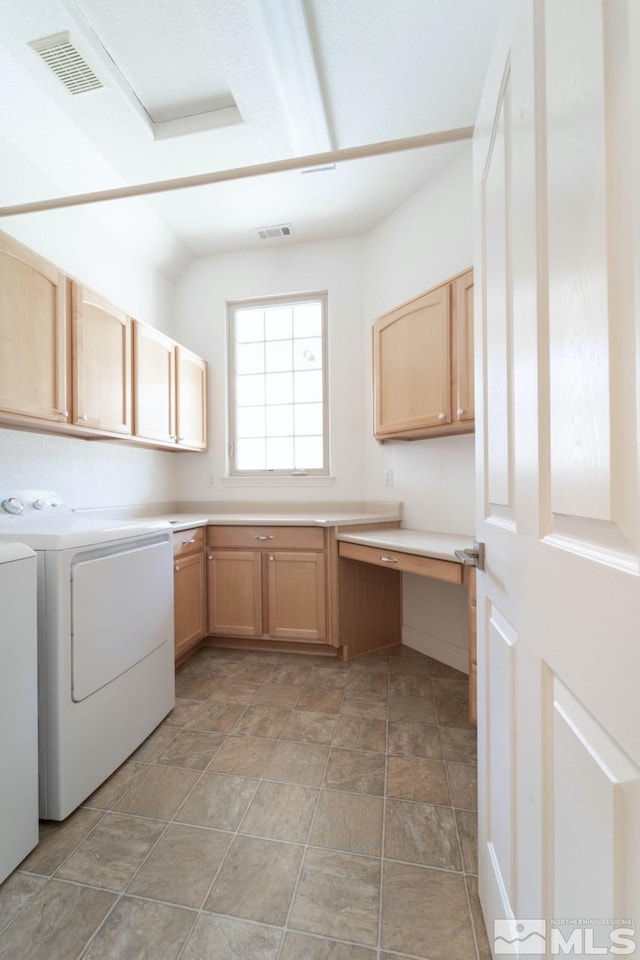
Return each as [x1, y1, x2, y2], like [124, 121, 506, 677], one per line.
[173, 528, 206, 662]
[206, 527, 328, 645]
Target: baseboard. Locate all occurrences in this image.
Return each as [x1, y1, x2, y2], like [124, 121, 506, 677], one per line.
[402, 625, 469, 674]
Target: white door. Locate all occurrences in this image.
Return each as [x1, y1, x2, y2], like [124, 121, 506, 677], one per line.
[475, 1, 640, 956]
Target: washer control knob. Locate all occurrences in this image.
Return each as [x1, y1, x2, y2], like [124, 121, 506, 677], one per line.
[1, 497, 24, 516]
[33, 499, 47, 510]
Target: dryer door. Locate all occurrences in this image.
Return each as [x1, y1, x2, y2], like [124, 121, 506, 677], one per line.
[71, 536, 172, 702]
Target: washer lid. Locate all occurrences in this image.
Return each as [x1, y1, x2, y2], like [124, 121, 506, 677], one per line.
[0, 542, 36, 563]
[0, 517, 171, 550]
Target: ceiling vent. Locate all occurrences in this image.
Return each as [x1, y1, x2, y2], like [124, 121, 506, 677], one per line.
[29, 32, 104, 95]
[256, 224, 295, 240]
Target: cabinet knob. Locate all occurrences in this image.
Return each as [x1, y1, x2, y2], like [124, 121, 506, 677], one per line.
[174, 563, 180, 572]
[457, 408, 464, 417]
[437, 412, 446, 421]
[79, 414, 88, 421]
[268, 555, 274, 561]
[177, 435, 184, 442]
[59, 410, 69, 419]
[208, 555, 214, 561]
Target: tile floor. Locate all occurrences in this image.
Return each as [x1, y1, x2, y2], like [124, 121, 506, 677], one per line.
[0, 645, 489, 960]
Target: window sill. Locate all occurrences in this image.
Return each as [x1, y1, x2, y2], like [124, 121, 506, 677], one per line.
[220, 475, 336, 488]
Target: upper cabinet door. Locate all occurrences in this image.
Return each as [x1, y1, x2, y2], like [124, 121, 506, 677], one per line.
[373, 283, 451, 437]
[175, 345, 207, 450]
[0, 234, 69, 424]
[72, 284, 132, 434]
[452, 269, 475, 425]
[133, 321, 176, 444]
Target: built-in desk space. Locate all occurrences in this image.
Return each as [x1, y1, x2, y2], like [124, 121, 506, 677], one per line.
[335, 527, 477, 723]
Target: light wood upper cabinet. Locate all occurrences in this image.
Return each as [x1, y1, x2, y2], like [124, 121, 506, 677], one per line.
[72, 284, 132, 434]
[0, 234, 70, 425]
[176, 345, 207, 450]
[266, 551, 326, 642]
[133, 321, 176, 444]
[372, 268, 474, 440]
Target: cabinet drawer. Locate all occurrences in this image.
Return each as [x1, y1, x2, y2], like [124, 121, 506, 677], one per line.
[338, 541, 462, 584]
[207, 525, 325, 551]
[173, 526, 205, 558]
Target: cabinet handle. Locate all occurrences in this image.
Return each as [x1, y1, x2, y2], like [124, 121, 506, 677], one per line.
[437, 412, 446, 421]
[174, 563, 180, 572]
[59, 410, 69, 419]
[182, 538, 197, 545]
[457, 408, 464, 418]
[380, 555, 398, 563]
[79, 414, 88, 421]
[254, 535, 275, 540]
[177, 435, 184, 442]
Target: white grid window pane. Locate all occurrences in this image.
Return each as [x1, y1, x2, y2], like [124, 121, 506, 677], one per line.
[237, 342, 265, 375]
[293, 337, 322, 371]
[266, 437, 294, 469]
[266, 372, 293, 405]
[266, 404, 294, 437]
[237, 374, 265, 406]
[236, 309, 264, 343]
[237, 438, 266, 470]
[294, 403, 323, 436]
[295, 436, 324, 469]
[293, 302, 322, 338]
[265, 306, 292, 340]
[265, 339, 292, 373]
[237, 406, 266, 438]
[294, 370, 323, 403]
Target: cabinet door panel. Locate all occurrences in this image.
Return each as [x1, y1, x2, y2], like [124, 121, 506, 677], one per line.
[174, 551, 206, 661]
[0, 235, 68, 423]
[72, 285, 131, 434]
[176, 346, 207, 450]
[266, 551, 326, 642]
[133, 321, 175, 443]
[207, 550, 262, 637]
[452, 269, 475, 425]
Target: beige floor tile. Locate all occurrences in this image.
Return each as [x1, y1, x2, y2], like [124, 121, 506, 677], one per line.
[0, 879, 115, 960]
[341, 692, 388, 719]
[440, 727, 477, 764]
[349, 655, 390, 673]
[333, 717, 386, 753]
[240, 780, 318, 842]
[19, 807, 104, 876]
[130, 724, 179, 762]
[206, 834, 303, 925]
[174, 672, 221, 699]
[181, 913, 282, 960]
[447, 762, 477, 810]
[455, 809, 478, 874]
[56, 813, 164, 890]
[163, 698, 207, 727]
[156, 730, 226, 769]
[289, 848, 380, 946]
[296, 685, 345, 714]
[389, 674, 432, 698]
[81, 896, 194, 960]
[177, 772, 258, 830]
[252, 683, 304, 708]
[127, 823, 231, 907]
[386, 756, 450, 805]
[183, 700, 247, 734]
[281, 932, 376, 959]
[381, 861, 475, 959]
[225, 662, 276, 684]
[232, 705, 292, 739]
[384, 799, 461, 870]
[426, 658, 467, 679]
[436, 699, 474, 728]
[323, 749, 386, 796]
[265, 741, 329, 786]
[308, 668, 349, 689]
[208, 736, 277, 777]
[282, 711, 338, 744]
[84, 761, 147, 810]
[345, 672, 388, 696]
[266, 664, 310, 685]
[310, 790, 383, 856]
[210, 680, 262, 703]
[466, 875, 492, 960]
[388, 693, 436, 724]
[389, 657, 431, 677]
[113, 765, 200, 820]
[0, 874, 46, 935]
[431, 677, 470, 701]
[387, 720, 442, 759]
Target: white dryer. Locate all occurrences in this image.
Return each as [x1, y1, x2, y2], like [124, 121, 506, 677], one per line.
[0, 491, 175, 821]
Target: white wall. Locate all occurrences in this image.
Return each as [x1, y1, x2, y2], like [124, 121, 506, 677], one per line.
[0, 210, 179, 509]
[363, 148, 476, 669]
[173, 237, 366, 502]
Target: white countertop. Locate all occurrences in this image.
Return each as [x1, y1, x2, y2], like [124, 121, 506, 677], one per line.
[337, 528, 474, 562]
[145, 510, 402, 532]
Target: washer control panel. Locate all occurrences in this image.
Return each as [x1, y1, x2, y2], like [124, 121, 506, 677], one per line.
[0, 491, 65, 518]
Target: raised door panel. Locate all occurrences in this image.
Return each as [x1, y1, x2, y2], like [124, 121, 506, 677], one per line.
[0, 234, 69, 424]
[373, 284, 451, 437]
[452, 269, 475, 425]
[174, 551, 206, 661]
[133, 321, 175, 443]
[266, 551, 326, 642]
[72, 285, 131, 434]
[175, 346, 207, 450]
[207, 550, 262, 638]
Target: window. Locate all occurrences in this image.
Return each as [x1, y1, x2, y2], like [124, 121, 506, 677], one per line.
[228, 293, 329, 476]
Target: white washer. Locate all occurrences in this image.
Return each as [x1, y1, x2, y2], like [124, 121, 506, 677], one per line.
[0, 541, 38, 879]
[0, 491, 175, 821]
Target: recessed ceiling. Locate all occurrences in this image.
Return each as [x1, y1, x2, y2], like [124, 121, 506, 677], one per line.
[0, 0, 505, 270]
